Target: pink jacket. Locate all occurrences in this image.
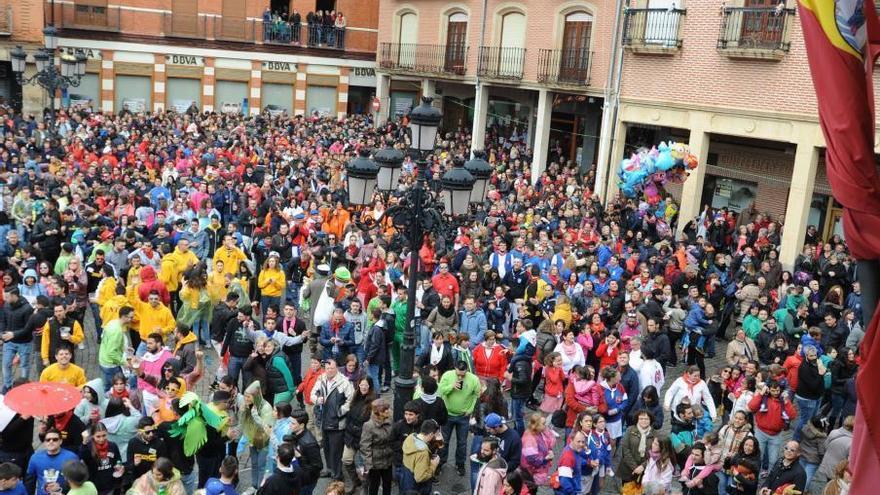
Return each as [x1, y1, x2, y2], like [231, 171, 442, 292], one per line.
[138, 349, 173, 395]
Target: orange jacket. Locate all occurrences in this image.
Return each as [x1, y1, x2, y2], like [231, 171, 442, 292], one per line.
[321, 208, 351, 239]
[297, 368, 325, 405]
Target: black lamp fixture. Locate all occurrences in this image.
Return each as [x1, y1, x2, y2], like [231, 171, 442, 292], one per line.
[9, 25, 89, 135]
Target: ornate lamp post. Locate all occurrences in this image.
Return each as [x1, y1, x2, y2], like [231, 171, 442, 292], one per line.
[10, 26, 88, 135]
[345, 97, 489, 420]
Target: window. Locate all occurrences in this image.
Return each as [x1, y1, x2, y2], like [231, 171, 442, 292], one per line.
[445, 13, 468, 73]
[74, 1, 109, 26]
[500, 12, 526, 49]
[171, 0, 198, 36]
[221, 0, 247, 40]
[560, 12, 592, 82]
[397, 12, 418, 67]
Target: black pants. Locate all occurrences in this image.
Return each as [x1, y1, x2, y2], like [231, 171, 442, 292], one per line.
[323, 429, 345, 480]
[196, 452, 224, 488]
[686, 343, 706, 379]
[368, 467, 392, 495]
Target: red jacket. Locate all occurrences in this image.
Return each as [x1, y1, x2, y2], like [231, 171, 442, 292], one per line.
[784, 354, 803, 392]
[473, 344, 508, 381]
[595, 342, 620, 371]
[747, 392, 797, 436]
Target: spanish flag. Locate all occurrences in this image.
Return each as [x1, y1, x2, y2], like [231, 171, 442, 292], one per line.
[798, 0, 880, 489]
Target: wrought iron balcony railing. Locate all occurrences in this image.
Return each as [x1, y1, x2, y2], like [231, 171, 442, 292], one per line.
[537, 48, 592, 86]
[623, 8, 686, 48]
[718, 6, 796, 52]
[477, 46, 526, 80]
[379, 43, 468, 75]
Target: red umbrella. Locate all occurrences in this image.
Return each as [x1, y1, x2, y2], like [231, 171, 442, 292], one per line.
[4, 382, 82, 417]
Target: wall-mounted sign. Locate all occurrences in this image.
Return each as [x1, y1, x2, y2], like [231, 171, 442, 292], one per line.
[62, 48, 102, 60]
[165, 55, 205, 66]
[349, 66, 377, 87]
[262, 61, 297, 72]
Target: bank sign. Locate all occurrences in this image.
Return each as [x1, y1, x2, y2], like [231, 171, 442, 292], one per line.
[165, 55, 205, 66]
[262, 61, 297, 72]
[349, 67, 376, 87]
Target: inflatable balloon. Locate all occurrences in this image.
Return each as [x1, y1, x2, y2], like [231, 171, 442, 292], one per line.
[615, 139, 700, 199]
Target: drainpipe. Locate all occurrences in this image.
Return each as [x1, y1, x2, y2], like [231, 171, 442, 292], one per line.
[594, 0, 627, 202]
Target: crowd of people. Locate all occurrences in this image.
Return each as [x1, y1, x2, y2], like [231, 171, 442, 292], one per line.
[0, 103, 862, 495]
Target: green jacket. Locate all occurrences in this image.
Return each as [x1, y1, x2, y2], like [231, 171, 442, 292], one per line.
[98, 319, 128, 367]
[392, 299, 408, 342]
[437, 370, 480, 416]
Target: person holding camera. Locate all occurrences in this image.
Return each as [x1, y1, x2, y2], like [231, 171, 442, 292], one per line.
[437, 360, 481, 476]
[747, 379, 797, 476]
[400, 419, 442, 495]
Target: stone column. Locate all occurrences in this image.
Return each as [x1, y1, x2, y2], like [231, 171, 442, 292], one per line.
[779, 140, 820, 269]
[530, 88, 553, 183]
[374, 72, 390, 126]
[470, 82, 489, 155]
[676, 125, 711, 237]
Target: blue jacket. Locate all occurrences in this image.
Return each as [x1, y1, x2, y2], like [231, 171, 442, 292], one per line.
[26, 448, 80, 495]
[597, 244, 613, 268]
[319, 321, 356, 360]
[684, 305, 711, 331]
[555, 446, 588, 495]
[460, 309, 488, 349]
[586, 430, 613, 468]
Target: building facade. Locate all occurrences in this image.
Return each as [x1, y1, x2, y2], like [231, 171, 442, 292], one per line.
[0, 0, 46, 110]
[596, 0, 878, 268]
[21, 0, 379, 117]
[375, 0, 620, 175]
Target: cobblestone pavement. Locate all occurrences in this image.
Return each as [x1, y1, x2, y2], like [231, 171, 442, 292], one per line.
[64, 312, 759, 494]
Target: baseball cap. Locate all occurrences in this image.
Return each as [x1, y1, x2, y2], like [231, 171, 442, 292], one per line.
[484, 413, 503, 429]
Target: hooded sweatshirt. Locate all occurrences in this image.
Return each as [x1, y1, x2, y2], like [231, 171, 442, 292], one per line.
[18, 269, 46, 306]
[240, 381, 275, 450]
[402, 434, 434, 483]
[138, 266, 170, 306]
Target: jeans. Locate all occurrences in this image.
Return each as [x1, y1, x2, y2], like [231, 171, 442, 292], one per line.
[90, 303, 103, 341]
[829, 393, 846, 427]
[136, 341, 148, 357]
[228, 355, 248, 389]
[367, 363, 381, 392]
[367, 467, 392, 495]
[192, 319, 210, 345]
[801, 459, 819, 487]
[754, 426, 783, 471]
[469, 435, 482, 491]
[354, 344, 365, 366]
[249, 446, 268, 488]
[718, 470, 730, 495]
[793, 395, 820, 441]
[510, 397, 526, 434]
[287, 281, 302, 307]
[440, 414, 469, 468]
[99, 365, 123, 392]
[180, 470, 197, 495]
[1, 342, 32, 391]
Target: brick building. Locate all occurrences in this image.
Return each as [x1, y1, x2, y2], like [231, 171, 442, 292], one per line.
[375, 0, 618, 173]
[0, 0, 45, 109]
[595, 0, 880, 268]
[20, 0, 379, 117]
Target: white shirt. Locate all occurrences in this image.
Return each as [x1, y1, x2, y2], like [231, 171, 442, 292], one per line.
[638, 359, 665, 395]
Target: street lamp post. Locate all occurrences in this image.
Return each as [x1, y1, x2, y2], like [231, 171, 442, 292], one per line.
[345, 97, 488, 420]
[10, 26, 88, 135]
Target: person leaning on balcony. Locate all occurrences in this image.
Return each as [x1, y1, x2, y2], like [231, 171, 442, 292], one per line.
[335, 12, 347, 48]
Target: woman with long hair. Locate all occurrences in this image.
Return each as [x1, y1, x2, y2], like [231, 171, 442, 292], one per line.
[128, 457, 186, 495]
[101, 394, 142, 460]
[728, 436, 761, 495]
[178, 263, 213, 347]
[641, 437, 675, 495]
[79, 422, 124, 495]
[343, 376, 377, 493]
[503, 469, 538, 495]
[266, 401, 293, 477]
[257, 252, 286, 319]
[519, 413, 556, 486]
[239, 380, 275, 491]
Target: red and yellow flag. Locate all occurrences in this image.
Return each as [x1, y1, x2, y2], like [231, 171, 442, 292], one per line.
[798, 0, 880, 489]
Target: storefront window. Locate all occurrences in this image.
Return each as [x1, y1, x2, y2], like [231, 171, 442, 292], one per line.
[707, 176, 757, 212]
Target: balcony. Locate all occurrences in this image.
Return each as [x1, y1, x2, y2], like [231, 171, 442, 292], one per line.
[379, 43, 468, 75]
[477, 46, 526, 80]
[265, 23, 347, 50]
[718, 6, 796, 60]
[537, 48, 592, 86]
[623, 8, 686, 53]
[57, 3, 121, 32]
[162, 12, 208, 40]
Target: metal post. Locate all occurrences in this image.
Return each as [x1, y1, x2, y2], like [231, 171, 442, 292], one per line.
[393, 176, 425, 422]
